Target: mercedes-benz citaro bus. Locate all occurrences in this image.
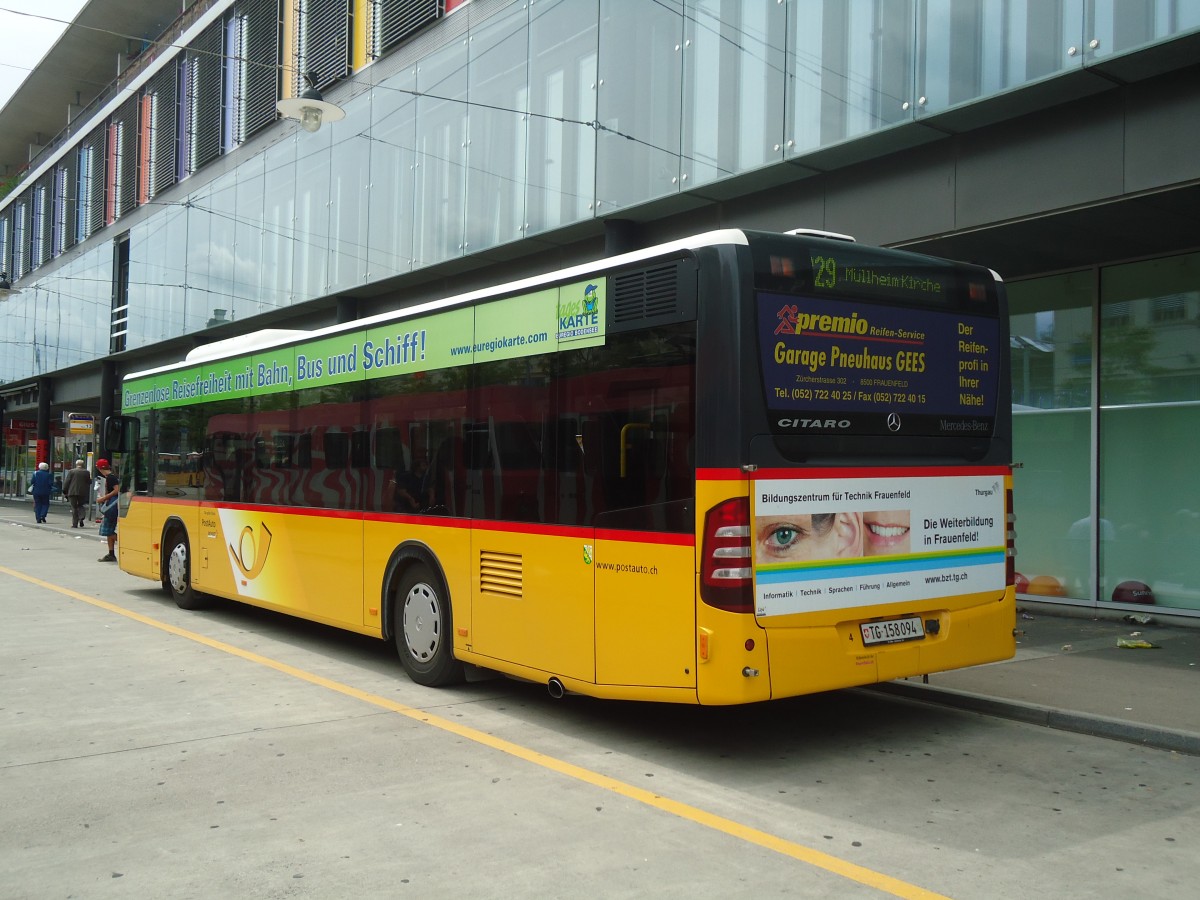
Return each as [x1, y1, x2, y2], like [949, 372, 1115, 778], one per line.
[104, 228, 1016, 704]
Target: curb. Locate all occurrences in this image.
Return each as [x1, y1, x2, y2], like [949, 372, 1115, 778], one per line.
[867, 680, 1200, 757]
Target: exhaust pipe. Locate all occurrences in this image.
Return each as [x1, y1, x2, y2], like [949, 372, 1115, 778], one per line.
[547, 677, 565, 699]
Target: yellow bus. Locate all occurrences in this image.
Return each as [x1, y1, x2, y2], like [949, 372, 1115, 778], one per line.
[105, 229, 1016, 704]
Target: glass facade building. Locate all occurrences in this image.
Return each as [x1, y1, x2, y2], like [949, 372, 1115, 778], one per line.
[1, 0, 1199, 615]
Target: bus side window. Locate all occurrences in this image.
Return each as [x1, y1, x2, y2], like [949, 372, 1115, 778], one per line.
[351, 430, 371, 469]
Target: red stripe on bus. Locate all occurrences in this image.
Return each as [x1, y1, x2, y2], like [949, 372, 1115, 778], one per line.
[696, 468, 746, 480]
[595, 529, 695, 547]
[134, 497, 693, 542]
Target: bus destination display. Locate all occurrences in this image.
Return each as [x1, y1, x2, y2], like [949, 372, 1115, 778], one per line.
[758, 292, 1000, 437]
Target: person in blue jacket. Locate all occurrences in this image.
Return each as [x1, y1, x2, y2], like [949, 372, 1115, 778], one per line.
[31, 461, 53, 523]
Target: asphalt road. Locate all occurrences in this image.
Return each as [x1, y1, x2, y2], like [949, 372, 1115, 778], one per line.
[3, 520, 1198, 899]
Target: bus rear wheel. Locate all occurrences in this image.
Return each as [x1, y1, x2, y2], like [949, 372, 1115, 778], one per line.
[393, 563, 463, 687]
[164, 531, 206, 610]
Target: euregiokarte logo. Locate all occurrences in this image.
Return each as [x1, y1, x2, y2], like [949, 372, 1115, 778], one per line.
[557, 282, 601, 341]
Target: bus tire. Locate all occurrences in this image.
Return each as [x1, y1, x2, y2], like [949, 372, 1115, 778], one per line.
[163, 530, 206, 610]
[393, 563, 463, 687]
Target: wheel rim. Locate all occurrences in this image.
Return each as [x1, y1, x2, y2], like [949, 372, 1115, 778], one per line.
[402, 581, 441, 663]
[168, 542, 189, 594]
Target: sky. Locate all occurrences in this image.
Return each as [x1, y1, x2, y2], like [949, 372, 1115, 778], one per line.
[0, 0, 89, 112]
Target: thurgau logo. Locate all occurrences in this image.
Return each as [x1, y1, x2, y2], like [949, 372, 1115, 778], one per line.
[230, 522, 273, 579]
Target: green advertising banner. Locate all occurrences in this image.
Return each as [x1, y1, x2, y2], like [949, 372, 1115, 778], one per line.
[122, 282, 607, 412]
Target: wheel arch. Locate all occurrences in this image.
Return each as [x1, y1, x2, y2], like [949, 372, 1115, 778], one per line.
[380, 541, 450, 643]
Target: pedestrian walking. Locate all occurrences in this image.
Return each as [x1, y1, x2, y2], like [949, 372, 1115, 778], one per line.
[61, 459, 91, 527]
[96, 459, 119, 561]
[31, 461, 53, 524]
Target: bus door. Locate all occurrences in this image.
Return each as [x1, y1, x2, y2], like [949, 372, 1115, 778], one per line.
[591, 404, 696, 689]
[467, 414, 596, 684]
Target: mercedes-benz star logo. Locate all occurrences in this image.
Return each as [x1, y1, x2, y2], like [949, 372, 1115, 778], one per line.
[887, 413, 902, 432]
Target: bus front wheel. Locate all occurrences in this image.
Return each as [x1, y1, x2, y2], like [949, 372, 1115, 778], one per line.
[393, 563, 463, 687]
[164, 531, 206, 610]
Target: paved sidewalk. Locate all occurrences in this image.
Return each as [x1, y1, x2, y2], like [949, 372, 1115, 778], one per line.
[4, 497, 1198, 754]
[875, 606, 1200, 755]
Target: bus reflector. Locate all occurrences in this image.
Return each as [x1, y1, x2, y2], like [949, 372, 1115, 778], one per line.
[700, 497, 754, 614]
[1006, 487, 1016, 586]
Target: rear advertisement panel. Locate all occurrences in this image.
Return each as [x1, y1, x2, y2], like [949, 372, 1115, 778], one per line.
[753, 469, 1007, 619]
[757, 292, 1001, 437]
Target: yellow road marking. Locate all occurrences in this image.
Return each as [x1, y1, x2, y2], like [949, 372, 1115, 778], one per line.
[2, 564, 950, 900]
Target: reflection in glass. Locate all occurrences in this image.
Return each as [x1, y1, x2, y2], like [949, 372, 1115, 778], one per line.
[526, 0, 597, 235]
[919, 0, 1084, 115]
[1009, 271, 1094, 600]
[234, 152, 267, 316]
[262, 136, 297, 305]
[465, 2, 528, 253]
[787, 0, 916, 155]
[413, 37, 468, 268]
[1099, 252, 1200, 610]
[327, 92, 371, 292]
[683, 0, 786, 187]
[596, 0, 682, 210]
[1087, 0, 1200, 61]
[293, 128, 332, 301]
[368, 66, 417, 279]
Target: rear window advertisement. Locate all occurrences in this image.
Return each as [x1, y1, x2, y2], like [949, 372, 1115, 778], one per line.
[753, 472, 1007, 617]
[758, 292, 1000, 437]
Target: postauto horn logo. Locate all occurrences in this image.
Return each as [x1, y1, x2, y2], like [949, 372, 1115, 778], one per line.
[230, 522, 273, 580]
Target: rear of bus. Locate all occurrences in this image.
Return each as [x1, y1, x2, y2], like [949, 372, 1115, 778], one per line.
[693, 231, 1016, 704]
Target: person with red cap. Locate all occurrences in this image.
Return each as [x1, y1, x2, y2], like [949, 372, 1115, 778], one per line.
[96, 459, 119, 562]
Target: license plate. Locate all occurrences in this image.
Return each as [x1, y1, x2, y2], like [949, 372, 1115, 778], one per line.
[860, 616, 925, 646]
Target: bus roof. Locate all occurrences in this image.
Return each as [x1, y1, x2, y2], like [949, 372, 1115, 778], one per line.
[126, 228, 753, 382]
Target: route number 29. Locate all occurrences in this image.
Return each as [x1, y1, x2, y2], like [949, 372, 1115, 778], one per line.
[812, 254, 837, 289]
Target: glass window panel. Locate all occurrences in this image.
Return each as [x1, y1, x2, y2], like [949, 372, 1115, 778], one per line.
[786, 0, 917, 156]
[682, 0, 786, 187]
[189, 170, 239, 329]
[327, 91, 371, 292]
[154, 406, 210, 501]
[558, 325, 696, 532]
[292, 127, 333, 300]
[290, 384, 367, 510]
[367, 368, 470, 516]
[1009, 270, 1094, 601]
[596, 0, 682, 211]
[413, 36, 469, 267]
[919, 0, 1085, 115]
[1088, 0, 1200, 60]
[202, 398, 253, 503]
[234, 152, 268, 316]
[464, 2, 529, 254]
[470, 352, 557, 523]
[525, 0, 597, 236]
[367, 65, 418, 279]
[1099, 252, 1200, 611]
[262, 136, 297, 307]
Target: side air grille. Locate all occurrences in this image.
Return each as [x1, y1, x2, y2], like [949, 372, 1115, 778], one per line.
[480, 550, 522, 597]
[609, 259, 697, 333]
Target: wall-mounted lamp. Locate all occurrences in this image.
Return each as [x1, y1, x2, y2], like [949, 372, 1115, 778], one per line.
[277, 71, 345, 133]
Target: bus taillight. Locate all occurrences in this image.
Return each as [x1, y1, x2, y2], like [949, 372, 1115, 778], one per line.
[1006, 486, 1016, 586]
[700, 497, 754, 613]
